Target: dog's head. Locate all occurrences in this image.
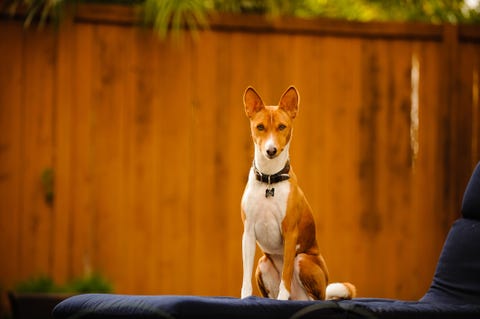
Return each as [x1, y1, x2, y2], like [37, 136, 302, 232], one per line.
[243, 86, 299, 160]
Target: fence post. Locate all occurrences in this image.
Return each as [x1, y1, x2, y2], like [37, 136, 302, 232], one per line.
[442, 24, 471, 224]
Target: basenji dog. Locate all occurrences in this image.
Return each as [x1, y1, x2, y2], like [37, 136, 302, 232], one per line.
[240, 86, 356, 301]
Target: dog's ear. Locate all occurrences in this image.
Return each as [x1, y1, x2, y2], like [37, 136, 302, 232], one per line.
[279, 86, 299, 119]
[244, 86, 264, 118]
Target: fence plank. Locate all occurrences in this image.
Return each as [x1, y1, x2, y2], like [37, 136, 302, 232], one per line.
[150, 35, 193, 295]
[0, 22, 24, 289]
[52, 15, 76, 284]
[459, 43, 480, 170]
[69, 23, 96, 280]
[89, 24, 132, 292]
[19, 28, 56, 278]
[190, 31, 229, 295]
[127, 29, 161, 294]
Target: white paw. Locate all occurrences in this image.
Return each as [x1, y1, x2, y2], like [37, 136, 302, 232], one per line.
[241, 285, 252, 299]
[277, 281, 290, 300]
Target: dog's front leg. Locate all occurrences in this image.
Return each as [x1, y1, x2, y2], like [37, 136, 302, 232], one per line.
[241, 220, 256, 298]
[278, 228, 298, 300]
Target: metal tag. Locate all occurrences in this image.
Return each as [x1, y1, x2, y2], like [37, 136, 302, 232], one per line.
[265, 188, 275, 198]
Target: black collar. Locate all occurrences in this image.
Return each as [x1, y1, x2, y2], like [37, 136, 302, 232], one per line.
[253, 161, 290, 184]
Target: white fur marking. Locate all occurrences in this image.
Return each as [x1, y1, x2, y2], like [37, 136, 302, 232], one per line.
[277, 280, 290, 300]
[241, 226, 255, 298]
[326, 283, 349, 300]
[241, 169, 290, 255]
[253, 142, 290, 175]
[265, 135, 276, 153]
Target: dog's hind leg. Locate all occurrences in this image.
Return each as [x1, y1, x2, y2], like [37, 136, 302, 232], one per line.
[255, 254, 281, 299]
[292, 253, 329, 300]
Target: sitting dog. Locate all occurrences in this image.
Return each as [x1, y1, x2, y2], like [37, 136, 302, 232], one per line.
[240, 86, 356, 300]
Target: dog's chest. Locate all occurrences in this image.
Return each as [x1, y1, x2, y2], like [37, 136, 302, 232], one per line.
[242, 171, 290, 254]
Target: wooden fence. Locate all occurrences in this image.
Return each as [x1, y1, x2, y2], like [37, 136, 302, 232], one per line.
[1, 4, 479, 308]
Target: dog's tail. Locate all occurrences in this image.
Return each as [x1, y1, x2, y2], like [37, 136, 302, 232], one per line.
[325, 282, 356, 300]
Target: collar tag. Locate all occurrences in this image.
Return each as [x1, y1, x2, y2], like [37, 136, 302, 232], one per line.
[252, 160, 289, 198]
[253, 160, 290, 184]
[265, 188, 275, 198]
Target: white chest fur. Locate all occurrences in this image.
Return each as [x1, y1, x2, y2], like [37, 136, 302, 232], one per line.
[241, 169, 290, 255]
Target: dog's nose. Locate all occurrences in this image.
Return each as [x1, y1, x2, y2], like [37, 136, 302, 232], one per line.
[266, 147, 277, 157]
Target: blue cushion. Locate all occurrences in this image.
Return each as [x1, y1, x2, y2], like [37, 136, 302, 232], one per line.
[53, 294, 480, 319]
[462, 162, 480, 219]
[421, 218, 480, 305]
[53, 294, 312, 319]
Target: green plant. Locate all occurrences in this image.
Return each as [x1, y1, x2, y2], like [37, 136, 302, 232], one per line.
[63, 273, 112, 293]
[142, 0, 210, 39]
[2, 0, 480, 36]
[14, 273, 113, 294]
[14, 275, 62, 293]
[2, 0, 66, 27]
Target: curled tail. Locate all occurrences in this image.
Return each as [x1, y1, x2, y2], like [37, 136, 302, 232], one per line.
[326, 282, 356, 300]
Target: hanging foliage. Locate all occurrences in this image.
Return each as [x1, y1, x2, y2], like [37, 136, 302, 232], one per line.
[1, 0, 479, 35]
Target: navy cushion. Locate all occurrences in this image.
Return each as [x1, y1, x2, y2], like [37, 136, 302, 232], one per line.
[421, 218, 480, 305]
[53, 294, 312, 319]
[297, 299, 480, 319]
[53, 294, 480, 319]
[462, 162, 480, 219]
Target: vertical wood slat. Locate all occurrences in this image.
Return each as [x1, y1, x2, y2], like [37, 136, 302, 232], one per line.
[411, 40, 444, 296]
[20, 28, 56, 278]
[191, 32, 226, 295]
[128, 29, 159, 294]
[471, 46, 480, 166]
[442, 25, 469, 223]
[458, 43, 480, 176]
[0, 22, 24, 290]
[151, 35, 192, 294]
[90, 24, 131, 291]
[53, 13, 75, 284]
[0, 12, 480, 308]
[70, 23, 95, 280]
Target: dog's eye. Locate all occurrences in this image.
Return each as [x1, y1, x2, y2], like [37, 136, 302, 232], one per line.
[256, 124, 265, 131]
[278, 124, 287, 131]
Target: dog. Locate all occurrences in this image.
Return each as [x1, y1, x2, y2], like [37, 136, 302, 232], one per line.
[240, 86, 356, 300]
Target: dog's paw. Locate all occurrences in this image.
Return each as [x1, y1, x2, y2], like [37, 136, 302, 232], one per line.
[277, 290, 290, 300]
[241, 285, 253, 299]
[277, 281, 290, 300]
